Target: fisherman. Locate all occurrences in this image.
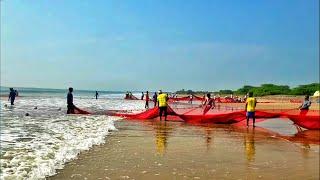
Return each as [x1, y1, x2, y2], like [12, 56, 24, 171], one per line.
[203, 93, 215, 115]
[299, 95, 312, 110]
[95, 91, 99, 100]
[8, 88, 16, 105]
[67, 87, 75, 114]
[153, 92, 158, 107]
[14, 89, 19, 97]
[189, 94, 193, 104]
[145, 91, 150, 109]
[157, 90, 169, 121]
[245, 92, 257, 127]
[298, 95, 312, 118]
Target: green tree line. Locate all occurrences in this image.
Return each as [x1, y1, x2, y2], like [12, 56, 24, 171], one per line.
[176, 83, 319, 96]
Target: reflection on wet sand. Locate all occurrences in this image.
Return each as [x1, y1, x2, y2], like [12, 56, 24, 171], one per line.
[280, 128, 320, 158]
[153, 121, 172, 155]
[244, 128, 256, 162]
[189, 122, 319, 157]
[205, 127, 213, 151]
[49, 120, 319, 180]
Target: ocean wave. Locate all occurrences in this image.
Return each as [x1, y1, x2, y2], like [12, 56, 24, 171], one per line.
[0, 96, 143, 179]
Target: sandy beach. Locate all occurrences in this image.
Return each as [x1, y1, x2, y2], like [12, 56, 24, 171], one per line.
[2, 0, 319, 179]
[1, 94, 319, 179]
[49, 119, 319, 180]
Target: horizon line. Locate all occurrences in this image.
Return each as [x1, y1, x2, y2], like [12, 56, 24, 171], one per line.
[1, 82, 318, 93]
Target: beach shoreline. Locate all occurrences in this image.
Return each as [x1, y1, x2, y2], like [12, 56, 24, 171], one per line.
[49, 119, 319, 180]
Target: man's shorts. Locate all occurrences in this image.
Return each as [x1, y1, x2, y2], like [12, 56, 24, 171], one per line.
[246, 111, 255, 118]
[159, 106, 168, 117]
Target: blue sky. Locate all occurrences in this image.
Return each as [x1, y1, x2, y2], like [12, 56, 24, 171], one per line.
[1, 0, 319, 91]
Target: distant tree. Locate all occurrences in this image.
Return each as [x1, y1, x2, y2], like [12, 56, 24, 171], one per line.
[175, 83, 319, 96]
[235, 85, 256, 95]
[219, 89, 233, 94]
[290, 83, 320, 95]
[187, 90, 193, 94]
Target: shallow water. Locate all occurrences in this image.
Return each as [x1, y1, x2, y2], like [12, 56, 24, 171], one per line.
[0, 95, 145, 179]
[1, 94, 319, 179]
[49, 120, 319, 180]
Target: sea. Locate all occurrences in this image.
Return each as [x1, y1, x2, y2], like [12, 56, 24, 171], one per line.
[0, 87, 145, 179]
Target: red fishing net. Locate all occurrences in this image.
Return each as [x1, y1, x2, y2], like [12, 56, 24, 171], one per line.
[72, 103, 320, 130]
[71, 94, 320, 130]
[73, 106, 91, 114]
[124, 95, 139, 100]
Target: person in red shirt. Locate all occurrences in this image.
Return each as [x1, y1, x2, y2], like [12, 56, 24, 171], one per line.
[145, 91, 150, 109]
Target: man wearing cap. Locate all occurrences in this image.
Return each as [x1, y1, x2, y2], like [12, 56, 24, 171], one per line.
[157, 90, 169, 121]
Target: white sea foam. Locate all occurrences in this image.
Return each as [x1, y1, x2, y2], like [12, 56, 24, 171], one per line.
[0, 95, 144, 179]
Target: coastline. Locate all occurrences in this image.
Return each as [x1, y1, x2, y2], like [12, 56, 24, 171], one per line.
[49, 119, 319, 180]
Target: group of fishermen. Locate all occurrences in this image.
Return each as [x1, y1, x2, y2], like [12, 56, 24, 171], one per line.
[7, 88, 313, 126]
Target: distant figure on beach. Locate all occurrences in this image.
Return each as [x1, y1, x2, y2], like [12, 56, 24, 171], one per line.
[67, 87, 75, 114]
[157, 90, 169, 121]
[299, 95, 312, 110]
[153, 92, 158, 107]
[298, 95, 312, 117]
[145, 91, 150, 109]
[203, 93, 215, 115]
[189, 94, 193, 104]
[129, 92, 133, 98]
[95, 91, 99, 99]
[141, 92, 144, 100]
[8, 88, 16, 105]
[245, 92, 257, 127]
[243, 94, 247, 102]
[14, 90, 19, 97]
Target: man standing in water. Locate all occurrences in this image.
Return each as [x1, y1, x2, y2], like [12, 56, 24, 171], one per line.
[67, 87, 75, 114]
[95, 91, 99, 100]
[157, 90, 169, 121]
[8, 88, 16, 105]
[245, 92, 257, 127]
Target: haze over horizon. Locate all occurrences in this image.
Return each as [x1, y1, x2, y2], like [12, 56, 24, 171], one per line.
[1, 0, 319, 91]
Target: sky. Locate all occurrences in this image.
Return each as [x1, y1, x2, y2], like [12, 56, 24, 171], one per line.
[1, 0, 319, 91]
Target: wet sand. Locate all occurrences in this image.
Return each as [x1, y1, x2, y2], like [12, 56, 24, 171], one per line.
[49, 119, 319, 180]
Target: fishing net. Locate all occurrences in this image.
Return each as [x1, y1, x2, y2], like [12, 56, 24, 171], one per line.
[71, 94, 320, 130]
[72, 102, 320, 130]
[124, 95, 139, 100]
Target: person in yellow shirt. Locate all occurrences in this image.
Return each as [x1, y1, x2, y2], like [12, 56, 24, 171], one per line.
[245, 92, 257, 127]
[157, 90, 169, 121]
